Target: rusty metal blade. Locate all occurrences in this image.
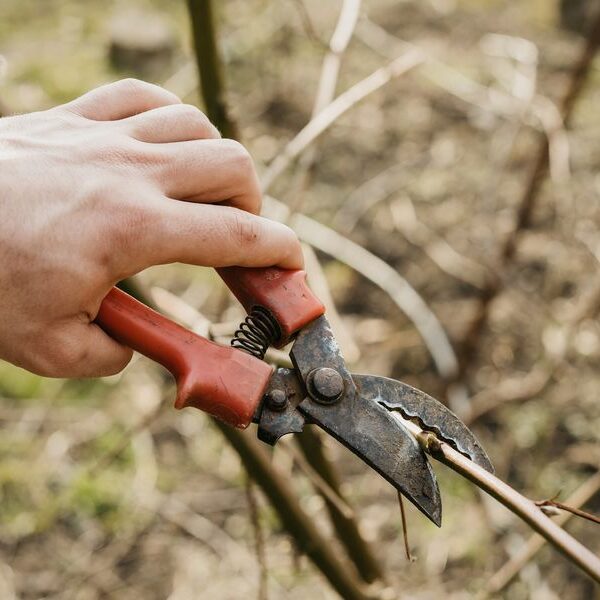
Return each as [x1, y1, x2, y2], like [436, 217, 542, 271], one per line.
[288, 316, 442, 526]
[353, 374, 494, 473]
[297, 394, 442, 526]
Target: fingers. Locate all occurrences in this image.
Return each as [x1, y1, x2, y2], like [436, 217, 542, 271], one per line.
[152, 138, 262, 214]
[32, 323, 133, 378]
[63, 78, 181, 121]
[123, 103, 221, 143]
[127, 200, 304, 275]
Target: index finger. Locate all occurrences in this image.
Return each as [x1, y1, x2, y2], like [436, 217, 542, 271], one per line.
[117, 199, 304, 278]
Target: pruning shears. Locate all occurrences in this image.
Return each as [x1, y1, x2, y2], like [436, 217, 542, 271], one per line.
[96, 267, 492, 525]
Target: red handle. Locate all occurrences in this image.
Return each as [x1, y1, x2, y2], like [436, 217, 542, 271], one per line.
[217, 267, 325, 345]
[96, 268, 324, 427]
[96, 288, 272, 428]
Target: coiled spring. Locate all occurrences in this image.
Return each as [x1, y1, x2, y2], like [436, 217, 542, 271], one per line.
[231, 307, 280, 359]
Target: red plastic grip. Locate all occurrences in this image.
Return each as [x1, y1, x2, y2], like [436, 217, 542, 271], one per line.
[96, 288, 272, 428]
[217, 267, 325, 345]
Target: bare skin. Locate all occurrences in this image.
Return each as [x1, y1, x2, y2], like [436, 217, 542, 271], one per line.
[0, 79, 303, 378]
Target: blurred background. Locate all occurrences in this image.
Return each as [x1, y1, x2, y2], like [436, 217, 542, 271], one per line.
[0, 1, 599, 598]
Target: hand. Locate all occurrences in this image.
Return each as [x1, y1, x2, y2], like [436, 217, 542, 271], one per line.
[0, 79, 303, 378]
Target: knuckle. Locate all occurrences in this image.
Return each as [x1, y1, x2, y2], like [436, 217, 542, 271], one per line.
[115, 78, 180, 104]
[181, 105, 219, 137]
[117, 77, 152, 95]
[223, 139, 255, 173]
[176, 103, 203, 119]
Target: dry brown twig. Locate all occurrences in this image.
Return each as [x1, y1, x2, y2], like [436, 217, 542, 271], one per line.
[396, 493, 413, 562]
[486, 472, 600, 594]
[535, 498, 600, 526]
[394, 416, 600, 585]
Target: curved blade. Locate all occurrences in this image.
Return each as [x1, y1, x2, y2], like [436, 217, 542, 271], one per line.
[353, 374, 494, 473]
[297, 392, 442, 526]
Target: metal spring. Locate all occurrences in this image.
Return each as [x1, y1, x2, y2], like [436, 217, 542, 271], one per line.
[231, 307, 280, 359]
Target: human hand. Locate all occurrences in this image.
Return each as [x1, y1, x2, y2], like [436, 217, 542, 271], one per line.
[0, 79, 303, 378]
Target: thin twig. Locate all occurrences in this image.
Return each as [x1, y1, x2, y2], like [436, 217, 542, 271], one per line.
[396, 493, 413, 562]
[535, 499, 600, 526]
[487, 472, 600, 593]
[395, 417, 600, 585]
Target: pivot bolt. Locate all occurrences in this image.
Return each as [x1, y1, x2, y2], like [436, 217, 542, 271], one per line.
[266, 389, 288, 411]
[309, 367, 344, 404]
